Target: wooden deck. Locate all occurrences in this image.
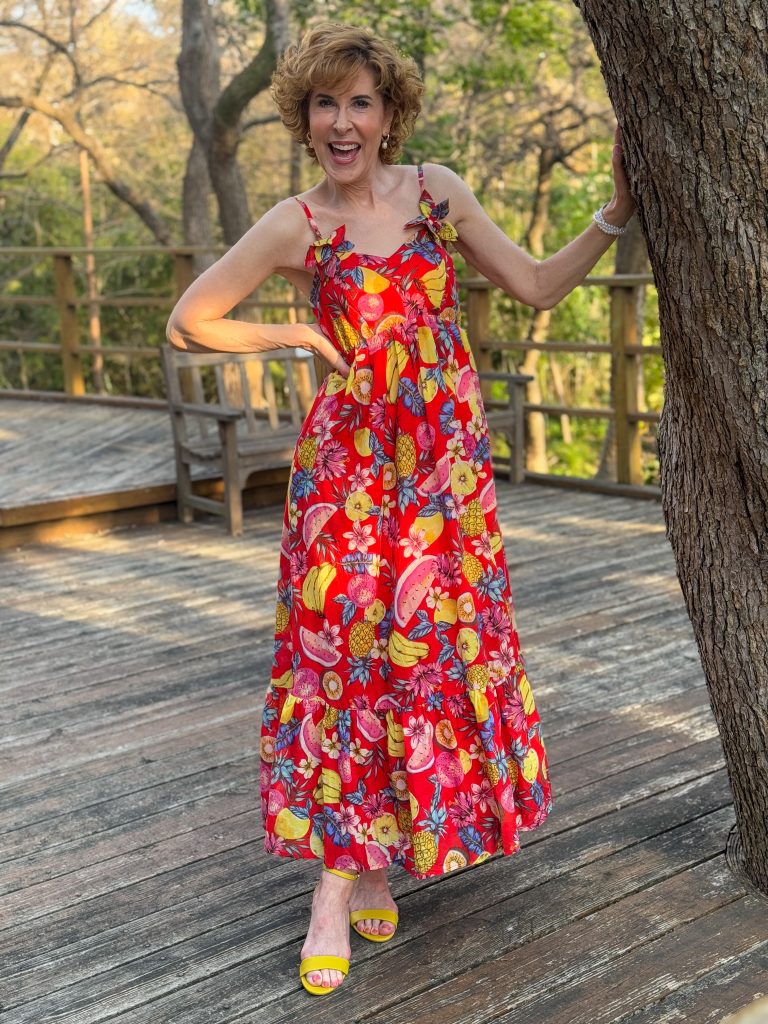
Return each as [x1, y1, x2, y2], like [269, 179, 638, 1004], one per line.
[0, 394, 291, 546]
[1, 481, 766, 1022]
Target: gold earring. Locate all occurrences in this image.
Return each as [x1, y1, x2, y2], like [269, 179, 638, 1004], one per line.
[381, 132, 390, 150]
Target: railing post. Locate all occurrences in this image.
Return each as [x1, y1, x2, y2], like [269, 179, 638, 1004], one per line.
[610, 284, 643, 484]
[53, 253, 84, 395]
[466, 276, 492, 401]
[173, 251, 196, 298]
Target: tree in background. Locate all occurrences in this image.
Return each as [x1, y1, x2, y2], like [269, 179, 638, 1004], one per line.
[177, 0, 290, 251]
[576, 0, 768, 895]
[0, 0, 179, 243]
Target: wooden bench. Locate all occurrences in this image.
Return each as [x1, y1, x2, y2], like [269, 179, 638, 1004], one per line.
[477, 370, 534, 484]
[161, 344, 317, 537]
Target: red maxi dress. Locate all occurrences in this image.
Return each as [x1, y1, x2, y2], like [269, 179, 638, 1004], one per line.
[259, 164, 552, 879]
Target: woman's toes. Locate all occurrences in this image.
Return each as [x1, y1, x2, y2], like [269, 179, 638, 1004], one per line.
[309, 968, 341, 988]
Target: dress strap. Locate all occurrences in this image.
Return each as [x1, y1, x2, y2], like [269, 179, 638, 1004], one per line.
[417, 164, 425, 190]
[294, 196, 323, 240]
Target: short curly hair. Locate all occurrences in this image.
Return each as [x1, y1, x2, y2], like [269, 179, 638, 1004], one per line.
[270, 24, 424, 165]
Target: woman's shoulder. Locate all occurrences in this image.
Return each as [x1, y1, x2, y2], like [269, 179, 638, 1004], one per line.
[419, 162, 478, 222]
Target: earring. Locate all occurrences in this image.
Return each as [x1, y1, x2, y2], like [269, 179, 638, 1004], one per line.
[381, 132, 390, 150]
[306, 131, 314, 149]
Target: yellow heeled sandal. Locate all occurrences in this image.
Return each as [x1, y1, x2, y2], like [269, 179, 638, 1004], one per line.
[349, 906, 399, 942]
[299, 865, 360, 995]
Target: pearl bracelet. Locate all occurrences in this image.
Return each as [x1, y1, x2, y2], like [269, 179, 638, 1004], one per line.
[593, 204, 628, 236]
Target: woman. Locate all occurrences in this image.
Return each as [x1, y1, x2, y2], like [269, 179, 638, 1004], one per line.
[167, 24, 636, 997]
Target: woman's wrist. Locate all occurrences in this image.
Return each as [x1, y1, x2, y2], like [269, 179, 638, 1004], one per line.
[600, 196, 635, 229]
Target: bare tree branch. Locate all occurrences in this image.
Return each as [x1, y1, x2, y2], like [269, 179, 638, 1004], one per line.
[0, 92, 172, 244]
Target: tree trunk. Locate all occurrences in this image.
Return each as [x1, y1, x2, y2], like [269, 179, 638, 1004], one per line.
[178, 0, 290, 245]
[575, 0, 768, 895]
[183, 136, 216, 274]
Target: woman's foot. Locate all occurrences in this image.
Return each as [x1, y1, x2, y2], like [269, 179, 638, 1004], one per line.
[348, 866, 398, 937]
[300, 869, 355, 990]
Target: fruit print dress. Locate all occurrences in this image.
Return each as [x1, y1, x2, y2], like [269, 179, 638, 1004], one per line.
[259, 164, 552, 879]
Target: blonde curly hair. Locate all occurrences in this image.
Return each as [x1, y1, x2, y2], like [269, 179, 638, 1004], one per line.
[271, 24, 424, 165]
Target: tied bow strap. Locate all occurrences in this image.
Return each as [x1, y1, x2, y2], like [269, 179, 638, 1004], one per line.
[405, 195, 459, 244]
[305, 225, 354, 277]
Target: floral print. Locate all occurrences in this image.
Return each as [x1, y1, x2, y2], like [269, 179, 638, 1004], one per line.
[259, 165, 552, 879]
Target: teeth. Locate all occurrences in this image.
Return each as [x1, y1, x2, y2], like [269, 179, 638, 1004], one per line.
[332, 144, 359, 151]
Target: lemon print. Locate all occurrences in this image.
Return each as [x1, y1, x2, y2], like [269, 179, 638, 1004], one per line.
[409, 791, 419, 819]
[365, 598, 387, 623]
[451, 460, 476, 495]
[458, 748, 472, 772]
[457, 627, 480, 663]
[274, 807, 311, 840]
[412, 511, 444, 545]
[373, 812, 399, 845]
[325, 372, 347, 395]
[345, 490, 373, 521]
[522, 747, 540, 782]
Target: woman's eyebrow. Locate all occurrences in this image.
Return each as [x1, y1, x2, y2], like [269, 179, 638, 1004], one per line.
[314, 91, 374, 101]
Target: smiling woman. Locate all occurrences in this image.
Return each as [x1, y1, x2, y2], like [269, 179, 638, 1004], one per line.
[164, 20, 635, 999]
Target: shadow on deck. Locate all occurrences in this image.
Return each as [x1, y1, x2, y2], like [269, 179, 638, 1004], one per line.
[0, 475, 765, 1023]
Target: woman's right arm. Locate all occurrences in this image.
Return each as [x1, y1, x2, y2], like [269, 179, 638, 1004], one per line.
[166, 199, 350, 375]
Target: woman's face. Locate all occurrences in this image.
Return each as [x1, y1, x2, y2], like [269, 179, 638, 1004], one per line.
[307, 65, 392, 183]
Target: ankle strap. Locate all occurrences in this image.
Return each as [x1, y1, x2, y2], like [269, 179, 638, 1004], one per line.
[323, 865, 359, 880]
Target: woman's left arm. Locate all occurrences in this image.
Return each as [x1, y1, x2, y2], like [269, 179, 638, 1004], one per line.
[434, 125, 636, 311]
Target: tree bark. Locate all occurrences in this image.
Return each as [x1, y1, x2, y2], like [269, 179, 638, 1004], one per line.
[575, 0, 768, 895]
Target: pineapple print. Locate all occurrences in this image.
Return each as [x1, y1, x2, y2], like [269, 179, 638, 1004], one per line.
[466, 664, 489, 690]
[396, 804, 413, 839]
[332, 315, 357, 354]
[462, 551, 483, 585]
[349, 621, 375, 657]
[274, 601, 289, 634]
[412, 830, 439, 873]
[323, 705, 339, 729]
[460, 499, 485, 536]
[395, 433, 417, 477]
[297, 437, 317, 469]
[483, 759, 501, 786]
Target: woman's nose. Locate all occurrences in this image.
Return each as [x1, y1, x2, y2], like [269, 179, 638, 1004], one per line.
[334, 106, 351, 131]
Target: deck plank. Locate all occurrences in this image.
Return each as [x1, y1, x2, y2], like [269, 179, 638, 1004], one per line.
[0, 477, 763, 1024]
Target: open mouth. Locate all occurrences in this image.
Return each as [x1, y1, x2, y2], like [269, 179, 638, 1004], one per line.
[329, 142, 361, 162]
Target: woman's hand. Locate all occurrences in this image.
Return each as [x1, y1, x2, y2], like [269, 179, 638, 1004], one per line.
[304, 323, 352, 376]
[604, 123, 637, 225]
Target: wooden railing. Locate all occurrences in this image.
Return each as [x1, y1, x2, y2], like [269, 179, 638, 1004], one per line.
[0, 246, 659, 494]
